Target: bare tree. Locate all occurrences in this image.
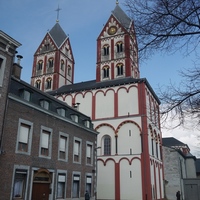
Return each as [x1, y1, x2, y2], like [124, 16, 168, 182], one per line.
[124, 0, 200, 127]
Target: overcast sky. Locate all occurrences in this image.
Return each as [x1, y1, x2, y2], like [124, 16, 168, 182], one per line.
[1, 0, 199, 157]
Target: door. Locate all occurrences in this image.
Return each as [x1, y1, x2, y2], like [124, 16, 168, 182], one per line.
[32, 183, 50, 200]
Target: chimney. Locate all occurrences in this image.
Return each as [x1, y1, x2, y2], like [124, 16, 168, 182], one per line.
[12, 55, 23, 79]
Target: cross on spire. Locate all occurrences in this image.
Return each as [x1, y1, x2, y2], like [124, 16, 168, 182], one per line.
[55, 5, 61, 22]
[116, 0, 119, 5]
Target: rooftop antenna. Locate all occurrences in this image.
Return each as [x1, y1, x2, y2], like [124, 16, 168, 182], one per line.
[55, 5, 61, 23]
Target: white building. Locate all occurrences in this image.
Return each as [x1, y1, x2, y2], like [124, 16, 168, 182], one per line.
[31, 3, 164, 200]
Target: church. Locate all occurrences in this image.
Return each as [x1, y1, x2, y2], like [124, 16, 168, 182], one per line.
[31, 2, 164, 200]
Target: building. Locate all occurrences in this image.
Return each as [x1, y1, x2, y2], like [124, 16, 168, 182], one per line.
[0, 30, 97, 200]
[162, 137, 199, 200]
[31, 3, 164, 200]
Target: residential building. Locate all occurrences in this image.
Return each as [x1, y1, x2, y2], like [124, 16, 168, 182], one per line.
[0, 30, 97, 200]
[31, 3, 164, 200]
[162, 137, 199, 200]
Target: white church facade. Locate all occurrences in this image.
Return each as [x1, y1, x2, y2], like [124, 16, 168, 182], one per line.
[31, 3, 164, 200]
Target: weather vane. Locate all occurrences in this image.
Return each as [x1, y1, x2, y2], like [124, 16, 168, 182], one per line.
[55, 5, 61, 22]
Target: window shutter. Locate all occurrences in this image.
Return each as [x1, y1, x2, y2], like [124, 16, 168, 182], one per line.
[41, 132, 49, 148]
[87, 145, 91, 158]
[60, 137, 66, 152]
[19, 125, 29, 143]
[74, 141, 79, 155]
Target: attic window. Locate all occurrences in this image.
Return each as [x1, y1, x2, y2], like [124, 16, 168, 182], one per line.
[57, 108, 66, 117]
[20, 90, 31, 101]
[84, 120, 90, 128]
[71, 114, 78, 123]
[40, 100, 50, 110]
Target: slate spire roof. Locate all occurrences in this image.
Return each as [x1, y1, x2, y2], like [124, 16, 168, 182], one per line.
[49, 22, 68, 48]
[112, 4, 132, 30]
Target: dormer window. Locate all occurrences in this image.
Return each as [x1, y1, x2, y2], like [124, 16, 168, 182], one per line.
[84, 120, 90, 128]
[20, 90, 31, 101]
[102, 66, 109, 79]
[48, 58, 54, 68]
[103, 45, 109, 56]
[116, 63, 124, 76]
[71, 114, 78, 123]
[40, 100, 50, 110]
[57, 108, 66, 117]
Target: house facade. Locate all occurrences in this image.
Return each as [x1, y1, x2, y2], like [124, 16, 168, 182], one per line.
[0, 30, 97, 200]
[162, 137, 198, 200]
[31, 4, 165, 200]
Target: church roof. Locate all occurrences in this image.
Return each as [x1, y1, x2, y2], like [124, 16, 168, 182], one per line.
[48, 77, 160, 104]
[112, 5, 132, 30]
[49, 22, 68, 47]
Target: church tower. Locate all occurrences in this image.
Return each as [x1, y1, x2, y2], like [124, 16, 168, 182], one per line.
[96, 4, 139, 82]
[31, 22, 74, 92]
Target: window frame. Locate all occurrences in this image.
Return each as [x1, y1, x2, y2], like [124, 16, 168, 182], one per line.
[56, 170, 67, 199]
[86, 142, 93, 166]
[11, 165, 29, 200]
[58, 132, 69, 162]
[0, 55, 6, 87]
[72, 173, 81, 198]
[16, 119, 33, 155]
[103, 135, 111, 156]
[73, 137, 82, 163]
[39, 126, 52, 159]
[40, 99, 50, 110]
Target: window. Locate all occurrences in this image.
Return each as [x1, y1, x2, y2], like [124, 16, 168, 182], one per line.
[35, 80, 41, 89]
[103, 66, 109, 79]
[71, 114, 78, 123]
[20, 90, 31, 101]
[45, 78, 52, 89]
[37, 60, 43, 70]
[73, 139, 81, 163]
[0, 56, 6, 87]
[60, 59, 64, 71]
[72, 174, 80, 198]
[116, 42, 123, 53]
[39, 128, 52, 158]
[84, 120, 90, 128]
[116, 63, 123, 76]
[40, 100, 50, 110]
[57, 173, 66, 199]
[86, 176, 92, 196]
[104, 135, 111, 155]
[103, 45, 109, 56]
[57, 108, 66, 117]
[16, 119, 33, 155]
[86, 143, 93, 165]
[12, 168, 28, 199]
[48, 58, 54, 68]
[59, 133, 68, 161]
[67, 66, 71, 76]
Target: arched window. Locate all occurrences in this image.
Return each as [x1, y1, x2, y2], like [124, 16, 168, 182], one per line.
[103, 66, 109, 79]
[48, 58, 54, 68]
[116, 63, 123, 76]
[37, 60, 43, 70]
[116, 42, 123, 53]
[103, 45, 109, 56]
[104, 135, 111, 155]
[60, 59, 64, 71]
[46, 78, 52, 89]
[35, 80, 41, 89]
[67, 66, 71, 76]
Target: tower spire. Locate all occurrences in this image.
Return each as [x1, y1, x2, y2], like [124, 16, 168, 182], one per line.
[55, 5, 61, 23]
